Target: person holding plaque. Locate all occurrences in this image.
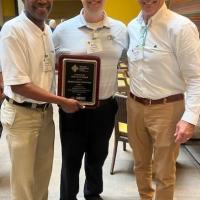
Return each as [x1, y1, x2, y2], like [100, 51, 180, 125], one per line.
[53, 0, 128, 199]
[0, 0, 83, 199]
[127, 0, 200, 200]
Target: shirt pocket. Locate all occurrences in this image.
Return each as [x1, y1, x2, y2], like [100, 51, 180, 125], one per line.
[144, 46, 173, 62]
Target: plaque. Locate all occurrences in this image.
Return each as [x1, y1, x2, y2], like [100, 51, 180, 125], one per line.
[57, 54, 100, 108]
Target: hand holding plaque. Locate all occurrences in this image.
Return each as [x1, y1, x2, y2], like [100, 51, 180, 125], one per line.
[57, 54, 100, 108]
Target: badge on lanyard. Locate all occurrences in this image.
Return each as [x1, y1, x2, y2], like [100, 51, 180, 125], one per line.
[87, 38, 103, 54]
[43, 54, 52, 72]
[129, 24, 148, 62]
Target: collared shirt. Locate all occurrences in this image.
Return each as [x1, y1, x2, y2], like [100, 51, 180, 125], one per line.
[127, 3, 200, 125]
[0, 12, 55, 103]
[53, 9, 128, 99]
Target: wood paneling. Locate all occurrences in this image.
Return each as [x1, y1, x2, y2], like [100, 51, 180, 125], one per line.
[49, 1, 82, 20]
[169, 0, 200, 33]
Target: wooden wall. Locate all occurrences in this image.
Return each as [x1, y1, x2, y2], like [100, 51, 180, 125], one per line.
[49, 1, 82, 20]
[168, 0, 200, 33]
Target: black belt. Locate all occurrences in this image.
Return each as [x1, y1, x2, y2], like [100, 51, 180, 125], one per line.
[5, 96, 50, 110]
[130, 92, 184, 105]
[98, 96, 114, 107]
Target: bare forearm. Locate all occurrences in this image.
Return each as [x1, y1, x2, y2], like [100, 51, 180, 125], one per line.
[11, 83, 84, 113]
[11, 83, 65, 105]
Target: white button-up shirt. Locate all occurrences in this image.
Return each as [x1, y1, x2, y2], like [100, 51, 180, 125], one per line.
[53, 10, 128, 99]
[0, 12, 55, 104]
[127, 3, 200, 125]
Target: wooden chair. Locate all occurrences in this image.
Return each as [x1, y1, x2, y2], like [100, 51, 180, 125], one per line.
[117, 69, 129, 95]
[110, 93, 129, 174]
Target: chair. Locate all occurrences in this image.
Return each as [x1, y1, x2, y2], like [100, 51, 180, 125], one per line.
[117, 69, 129, 95]
[110, 93, 129, 174]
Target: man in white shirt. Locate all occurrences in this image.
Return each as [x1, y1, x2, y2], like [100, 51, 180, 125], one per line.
[127, 0, 200, 199]
[0, 0, 83, 199]
[53, 0, 128, 199]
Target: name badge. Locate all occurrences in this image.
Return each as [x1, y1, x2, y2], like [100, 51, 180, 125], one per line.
[87, 38, 103, 54]
[130, 46, 144, 62]
[43, 55, 52, 72]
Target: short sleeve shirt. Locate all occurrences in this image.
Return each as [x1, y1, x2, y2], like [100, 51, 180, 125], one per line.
[0, 12, 55, 103]
[53, 10, 128, 99]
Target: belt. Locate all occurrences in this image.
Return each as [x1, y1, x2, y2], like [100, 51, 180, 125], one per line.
[5, 96, 50, 110]
[130, 92, 184, 105]
[98, 96, 114, 107]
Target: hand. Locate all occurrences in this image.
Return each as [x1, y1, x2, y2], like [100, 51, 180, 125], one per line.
[174, 120, 195, 144]
[60, 98, 85, 113]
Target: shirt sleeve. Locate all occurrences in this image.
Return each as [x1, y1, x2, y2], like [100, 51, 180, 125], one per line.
[174, 22, 200, 125]
[52, 27, 60, 52]
[52, 26, 71, 57]
[0, 25, 31, 86]
[114, 23, 129, 50]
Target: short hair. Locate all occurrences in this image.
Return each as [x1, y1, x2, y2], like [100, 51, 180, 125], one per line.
[49, 19, 57, 29]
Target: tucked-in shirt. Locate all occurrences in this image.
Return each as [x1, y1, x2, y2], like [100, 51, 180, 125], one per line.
[53, 9, 128, 99]
[0, 12, 55, 103]
[127, 3, 200, 125]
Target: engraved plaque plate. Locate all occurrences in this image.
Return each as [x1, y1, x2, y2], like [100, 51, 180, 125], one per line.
[57, 55, 100, 108]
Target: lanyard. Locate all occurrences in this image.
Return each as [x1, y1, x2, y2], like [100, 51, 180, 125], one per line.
[142, 25, 148, 46]
[139, 25, 148, 47]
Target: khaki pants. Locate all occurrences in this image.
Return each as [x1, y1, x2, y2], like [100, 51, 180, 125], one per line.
[1, 100, 55, 200]
[127, 96, 184, 200]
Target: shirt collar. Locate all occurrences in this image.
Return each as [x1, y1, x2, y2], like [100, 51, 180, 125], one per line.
[20, 11, 49, 37]
[78, 8, 111, 29]
[137, 2, 167, 26]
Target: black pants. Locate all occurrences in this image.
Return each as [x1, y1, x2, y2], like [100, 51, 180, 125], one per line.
[59, 98, 118, 200]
